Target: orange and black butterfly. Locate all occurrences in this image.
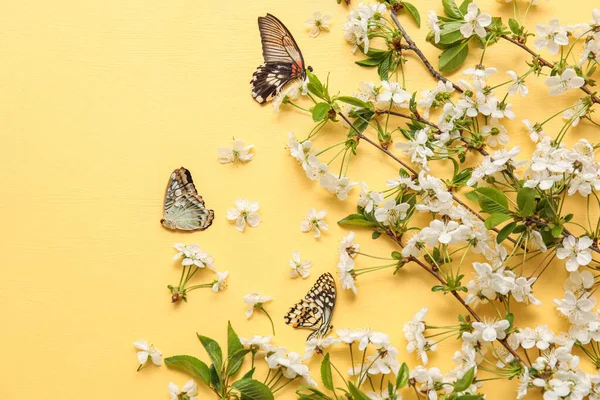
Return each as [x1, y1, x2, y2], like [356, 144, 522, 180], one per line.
[251, 14, 312, 104]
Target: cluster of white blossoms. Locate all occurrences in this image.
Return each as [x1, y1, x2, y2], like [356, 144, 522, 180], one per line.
[342, 2, 387, 53]
[464, 261, 540, 307]
[239, 334, 318, 386]
[288, 132, 359, 201]
[173, 243, 216, 270]
[171, 243, 229, 294]
[524, 137, 600, 197]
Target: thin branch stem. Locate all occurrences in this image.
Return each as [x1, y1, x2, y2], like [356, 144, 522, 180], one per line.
[389, 13, 463, 93]
[500, 34, 600, 104]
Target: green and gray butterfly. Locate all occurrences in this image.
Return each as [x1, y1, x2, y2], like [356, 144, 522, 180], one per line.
[284, 272, 336, 340]
[161, 167, 214, 231]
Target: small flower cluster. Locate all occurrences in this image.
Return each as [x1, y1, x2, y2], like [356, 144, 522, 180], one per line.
[342, 2, 387, 53]
[168, 243, 228, 302]
[288, 132, 358, 201]
[239, 334, 317, 386]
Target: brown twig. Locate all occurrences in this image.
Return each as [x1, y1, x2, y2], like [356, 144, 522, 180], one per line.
[389, 13, 463, 94]
[385, 231, 530, 367]
[500, 34, 600, 104]
[383, 19, 600, 256]
[342, 112, 514, 242]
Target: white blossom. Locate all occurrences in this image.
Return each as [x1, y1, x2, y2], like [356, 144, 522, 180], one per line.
[535, 18, 569, 54]
[358, 182, 384, 213]
[300, 208, 328, 238]
[340, 231, 360, 258]
[218, 140, 254, 163]
[377, 81, 411, 108]
[226, 199, 261, 232]
[320, 173, 359, 200]
[168, 380, 198, 400]
[404, 307, 436, 365]
[134, 340, 162, 367]
[520, 325, 554, 350]
[304, 336, 339, 360]
[554, 291, 596, 324]
[427, 11, 441, 43]
[212, 271, 229, 292]
[556, 236, 594, 272]
[545, 68, 585, 96]
[305, 12, 332, 37]
[471, 319, 510, 342]
[289, 251, 312, 279]
[374, 199, 410, 227]
[395, 128, 434, 170]
[420, 219, 471, 246]
[243, 292, 273, 319]
[338, 253, 357, 294]
[507, 70, 529, 97]
[460, 2, 492, 38]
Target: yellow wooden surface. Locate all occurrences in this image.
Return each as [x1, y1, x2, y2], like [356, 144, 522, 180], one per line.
[1, 0, 599, 398]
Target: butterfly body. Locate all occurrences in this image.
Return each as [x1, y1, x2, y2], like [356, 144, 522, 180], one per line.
[251, 14, 309, 104]
[284, 272, 336, 340]
[161, 167, 214, 231]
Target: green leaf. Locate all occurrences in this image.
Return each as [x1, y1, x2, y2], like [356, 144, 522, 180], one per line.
[439, 22, 464, 45]
[391, 251, 402, 260]
[439, 41, 469, 72]
[458, 0, 473, 14]
[297, 386, 332, 400]
[209, 364, 221, 390]
[320, 353, 334, 391]
[484, 213, 512, 229]
[336, 96, 373, 110]
[505, 312, 514, 329]
[348, 382, 370, 400]
[165, 355, 211, 386]
[306, 70, 329, 101]
[197, 334, 223, 373]
[508, 18, 520, 35]
[363, 47, 388, 58]
[516, 187, 536, 217]
[241, 368, 255, 380]
[476, 187, 508, 214]
[372, 231, 382, 239]
[442, 0, 463, 18]
[396, 362, 409, 388]
[403, 2, 421, 27]
[227, 349, 251, 377]
[232, 379, 274, 400]
[551, 224, 563, 238]
[338, 214, 375, 227]
[496, 222, 516, 244]
[355, 58, 383, 67]
[378, 55, 391, 81]
[453, 366, 476, 392]
[227, 321, 245, 375]
[464, 191, 479, 203]
[312, 102, 330, 122]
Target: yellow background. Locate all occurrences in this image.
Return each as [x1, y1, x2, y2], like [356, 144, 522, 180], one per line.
[1, 0, 599, 399]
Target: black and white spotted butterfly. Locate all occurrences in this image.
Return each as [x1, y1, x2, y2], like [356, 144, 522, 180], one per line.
[161, 167, 214, 231]
[284, 272, 336, 341]
[251, 13, 312, 104]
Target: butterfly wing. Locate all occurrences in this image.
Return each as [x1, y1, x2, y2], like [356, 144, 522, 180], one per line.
[284, 273, 336, 340]
[251, 14, 306, 104]
[161, 167, 215, 231]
